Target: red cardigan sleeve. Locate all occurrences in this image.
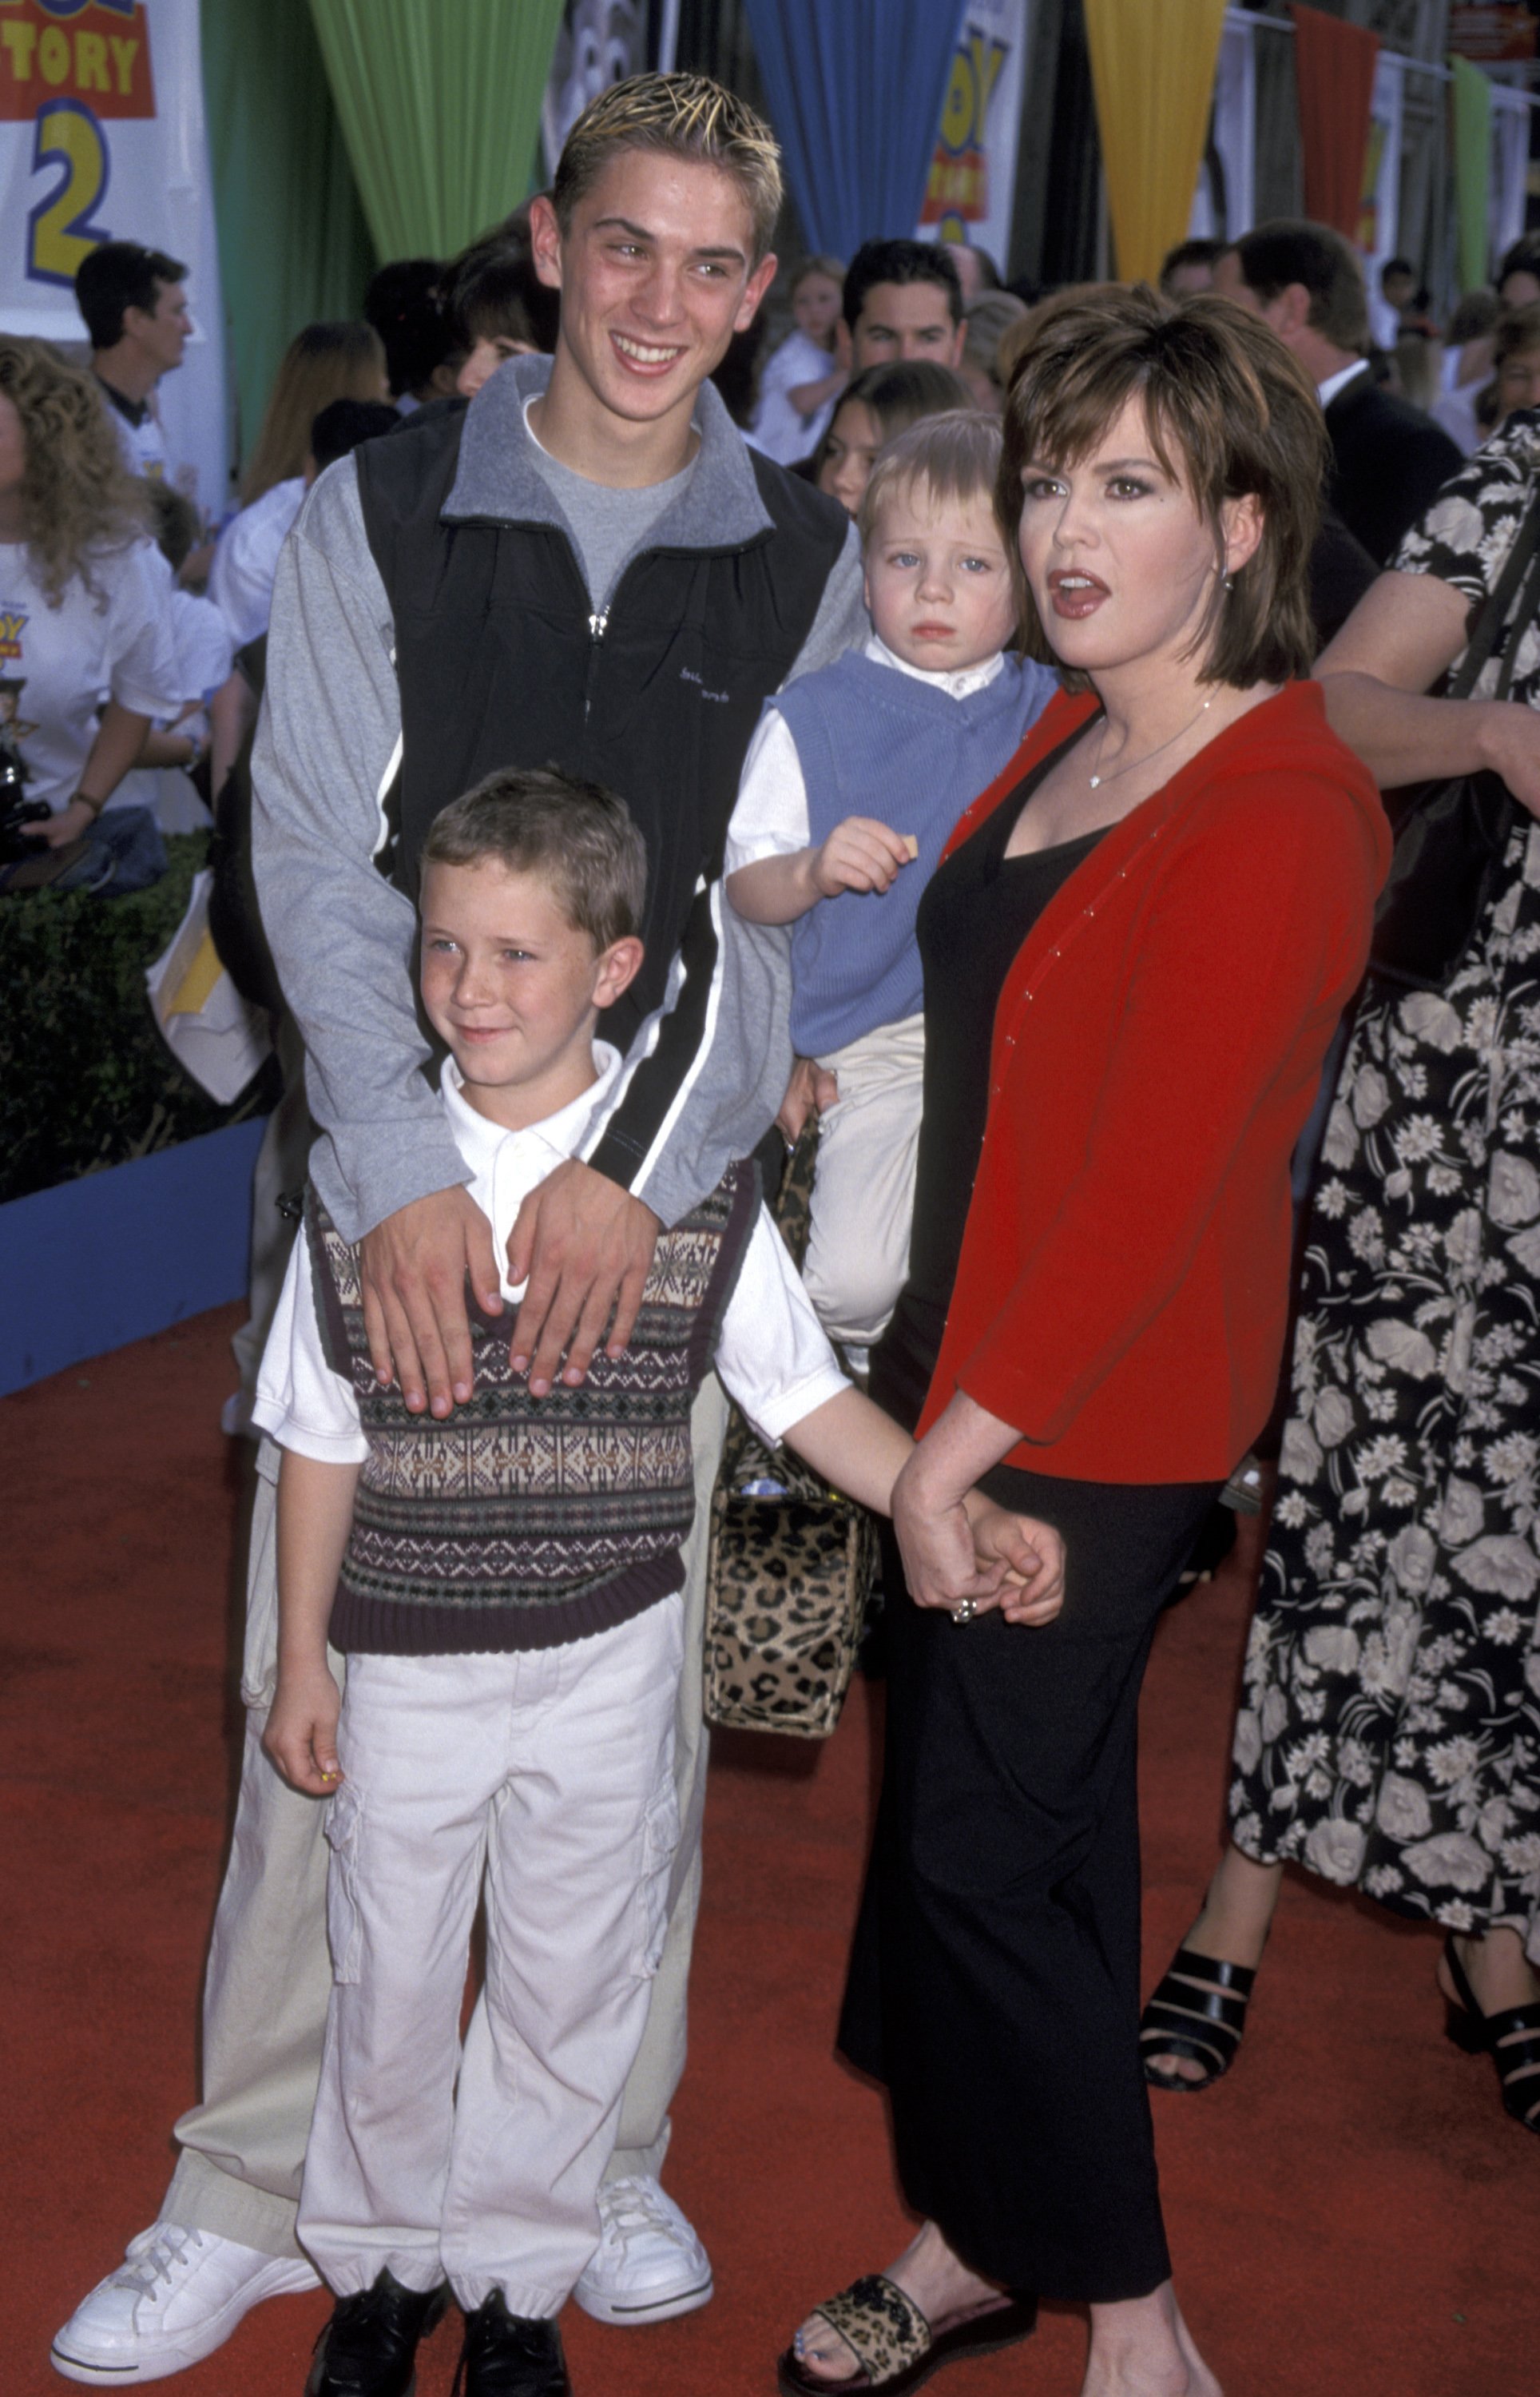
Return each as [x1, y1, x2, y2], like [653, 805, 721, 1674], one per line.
[955, 765, 1382, 1447]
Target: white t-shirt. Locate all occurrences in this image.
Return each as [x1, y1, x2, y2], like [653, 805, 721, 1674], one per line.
[0, 537, 183, 812]
[255, 1044, 850, 1466]
[748, 328, 840, 467]
[170, 586, 236, 703]
[208, 476, 307, 648]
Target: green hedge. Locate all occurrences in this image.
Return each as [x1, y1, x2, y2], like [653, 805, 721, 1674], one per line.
[0, 832, 277, 1206]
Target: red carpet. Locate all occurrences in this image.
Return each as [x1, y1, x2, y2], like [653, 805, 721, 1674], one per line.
[4, 1306, 1536, 2396]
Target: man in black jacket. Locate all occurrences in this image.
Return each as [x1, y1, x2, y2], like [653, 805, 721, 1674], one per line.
[1217, 220, 1461, 566]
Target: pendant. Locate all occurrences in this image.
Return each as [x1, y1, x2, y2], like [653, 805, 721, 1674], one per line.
[1089, 774, 1102, 789]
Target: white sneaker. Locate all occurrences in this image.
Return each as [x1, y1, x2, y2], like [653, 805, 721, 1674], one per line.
[50, 2223, 320, 2383]
[573, 2175, 713, 2326]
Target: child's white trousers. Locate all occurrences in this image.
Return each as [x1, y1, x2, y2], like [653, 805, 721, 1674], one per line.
[802, 1012, 926, 1350]
[297, 1592, 685, 2315]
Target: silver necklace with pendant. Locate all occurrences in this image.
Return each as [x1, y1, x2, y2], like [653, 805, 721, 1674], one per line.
[1089, 695, 1213, 791]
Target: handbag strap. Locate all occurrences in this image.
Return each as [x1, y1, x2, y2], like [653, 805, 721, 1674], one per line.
[1449, 483, 1540, 701]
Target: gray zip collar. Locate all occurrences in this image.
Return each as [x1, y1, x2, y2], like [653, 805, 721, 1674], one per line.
[444, 352, 775, 554]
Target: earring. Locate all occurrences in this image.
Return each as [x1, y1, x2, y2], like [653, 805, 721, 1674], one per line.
[1223, 573, 1234, 591]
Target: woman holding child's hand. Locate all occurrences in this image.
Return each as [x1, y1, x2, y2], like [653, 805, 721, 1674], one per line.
[780, 288, 1391, 2397]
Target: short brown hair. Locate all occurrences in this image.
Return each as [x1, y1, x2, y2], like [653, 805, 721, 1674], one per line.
[859, 410, 1005, 550]
[1494, 301, 1540, 370]
[554, 73, 781, 262]
[810, 360, 974, 486]
[422, 768, 647, 951]
[998, 284, 1327, 690]
[1228, 221, 1367, 353]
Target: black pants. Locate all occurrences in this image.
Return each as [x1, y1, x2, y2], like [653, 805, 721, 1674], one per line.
[839, 1466, 1216, 2304]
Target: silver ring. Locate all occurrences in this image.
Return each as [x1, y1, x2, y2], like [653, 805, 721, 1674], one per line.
[952, 1597, 977, 1624]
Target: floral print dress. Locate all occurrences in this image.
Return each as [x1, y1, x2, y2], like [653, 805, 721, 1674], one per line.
[1230, 412, 1540, 1962]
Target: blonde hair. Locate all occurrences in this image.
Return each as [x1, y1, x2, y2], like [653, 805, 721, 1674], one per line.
[0, 336, 148, 607]
[963, 291, 1030, 397]
[553, 72, 782, 261]
[792, 253, 846, 293]
[858, 409, 1005, 550]
[240, 321, 386, 506]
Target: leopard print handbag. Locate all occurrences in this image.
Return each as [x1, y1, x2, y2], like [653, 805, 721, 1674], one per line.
[704, 1116, 877, 1739]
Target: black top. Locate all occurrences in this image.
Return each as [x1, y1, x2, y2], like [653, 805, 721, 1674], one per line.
[351, 400, 848, 1196]
[873, 738, 1107, 1430]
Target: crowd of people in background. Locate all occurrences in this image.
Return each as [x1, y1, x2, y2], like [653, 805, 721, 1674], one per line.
[8, 61, 1537, 2397]
[10, 196, 1540, 893]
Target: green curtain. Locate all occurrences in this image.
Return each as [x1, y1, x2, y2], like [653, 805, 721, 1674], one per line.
[305, 0, 566, 260]
[201, 0, 377, 475]
[1451, 55, 1493, 295]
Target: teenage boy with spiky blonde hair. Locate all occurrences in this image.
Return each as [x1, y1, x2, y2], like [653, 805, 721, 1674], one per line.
[53, 73, 875, 2391]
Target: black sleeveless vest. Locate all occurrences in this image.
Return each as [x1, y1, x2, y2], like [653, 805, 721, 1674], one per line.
[354, 411, 847, 1047]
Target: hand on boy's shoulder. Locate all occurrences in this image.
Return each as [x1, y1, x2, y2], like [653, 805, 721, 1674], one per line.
[356, 1167, 664, 1410]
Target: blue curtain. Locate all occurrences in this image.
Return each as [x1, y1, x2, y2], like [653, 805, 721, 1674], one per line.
[741, 0, 964, 259]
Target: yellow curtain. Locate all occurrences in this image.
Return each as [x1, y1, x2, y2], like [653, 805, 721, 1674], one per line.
[1083, 0, 1227, 285]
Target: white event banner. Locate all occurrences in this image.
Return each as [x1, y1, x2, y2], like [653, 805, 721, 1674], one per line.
[916, 0, 1033, 274]
[0, 0, 228, 518]
[1189, 12, 1256, 244]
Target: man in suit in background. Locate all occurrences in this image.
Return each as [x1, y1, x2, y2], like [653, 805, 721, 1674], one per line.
[1216, 220, 1461, 566]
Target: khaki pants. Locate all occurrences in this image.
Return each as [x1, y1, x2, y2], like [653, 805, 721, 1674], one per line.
[800, 1012, 925, 1350]
[228, 1015, 313, 1407]
[164, 1379, 728, 2261]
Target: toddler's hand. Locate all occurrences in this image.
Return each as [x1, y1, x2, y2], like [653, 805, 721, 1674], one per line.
[812, 816, 916, 900]
[263, 1663, 343, 1795]
[969, 1504, 1066, 1626]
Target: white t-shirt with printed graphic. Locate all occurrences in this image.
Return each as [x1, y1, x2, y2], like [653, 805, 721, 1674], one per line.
[0, 539, 183, 813]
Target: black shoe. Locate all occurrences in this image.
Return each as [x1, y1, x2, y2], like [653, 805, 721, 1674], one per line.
[306, 2271, 449, 2397]
[1139, 1942, 1256, 2091]
[1443, 1934, 1540, 2136]
[452, 2295, 572, 2397]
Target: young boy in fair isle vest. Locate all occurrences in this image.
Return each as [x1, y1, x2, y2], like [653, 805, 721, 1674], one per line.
[725, 411, 1058, 1365]
[255, 768, 1064, 2397]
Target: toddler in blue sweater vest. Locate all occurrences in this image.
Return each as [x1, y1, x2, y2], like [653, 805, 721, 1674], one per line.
[725, 412, 1057, 1360]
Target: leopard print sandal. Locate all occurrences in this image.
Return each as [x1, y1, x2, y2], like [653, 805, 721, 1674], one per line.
[776, 2272, 1037, 2395]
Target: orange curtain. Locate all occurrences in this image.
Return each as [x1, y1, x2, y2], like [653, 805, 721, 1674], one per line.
[1082, 0, 1227, 284]
[1290, 3, 1379, 238]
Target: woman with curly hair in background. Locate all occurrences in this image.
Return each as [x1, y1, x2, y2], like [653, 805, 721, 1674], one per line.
[0, 336, 181, 861]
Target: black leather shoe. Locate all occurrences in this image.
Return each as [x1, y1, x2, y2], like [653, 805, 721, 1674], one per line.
[306, 2271, 449, 2397]
[452, 2296, 572, 2396]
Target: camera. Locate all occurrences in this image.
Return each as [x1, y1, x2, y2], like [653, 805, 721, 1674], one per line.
[0, 744, 50, 863]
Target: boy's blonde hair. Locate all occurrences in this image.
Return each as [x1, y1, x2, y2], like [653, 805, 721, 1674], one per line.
[857, 409, 1006, 551]
[554, 73, 782, 263]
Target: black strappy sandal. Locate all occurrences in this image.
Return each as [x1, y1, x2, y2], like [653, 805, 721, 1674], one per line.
[1139, 1943, 1256, 2092]
[1443, 1934, 1540, 2137]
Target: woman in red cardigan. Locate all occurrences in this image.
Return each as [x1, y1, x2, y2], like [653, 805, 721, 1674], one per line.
[779, 290, 1390, 2397]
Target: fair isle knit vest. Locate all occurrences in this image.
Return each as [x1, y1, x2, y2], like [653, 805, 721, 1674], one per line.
[305, 1163, 758, 1654]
